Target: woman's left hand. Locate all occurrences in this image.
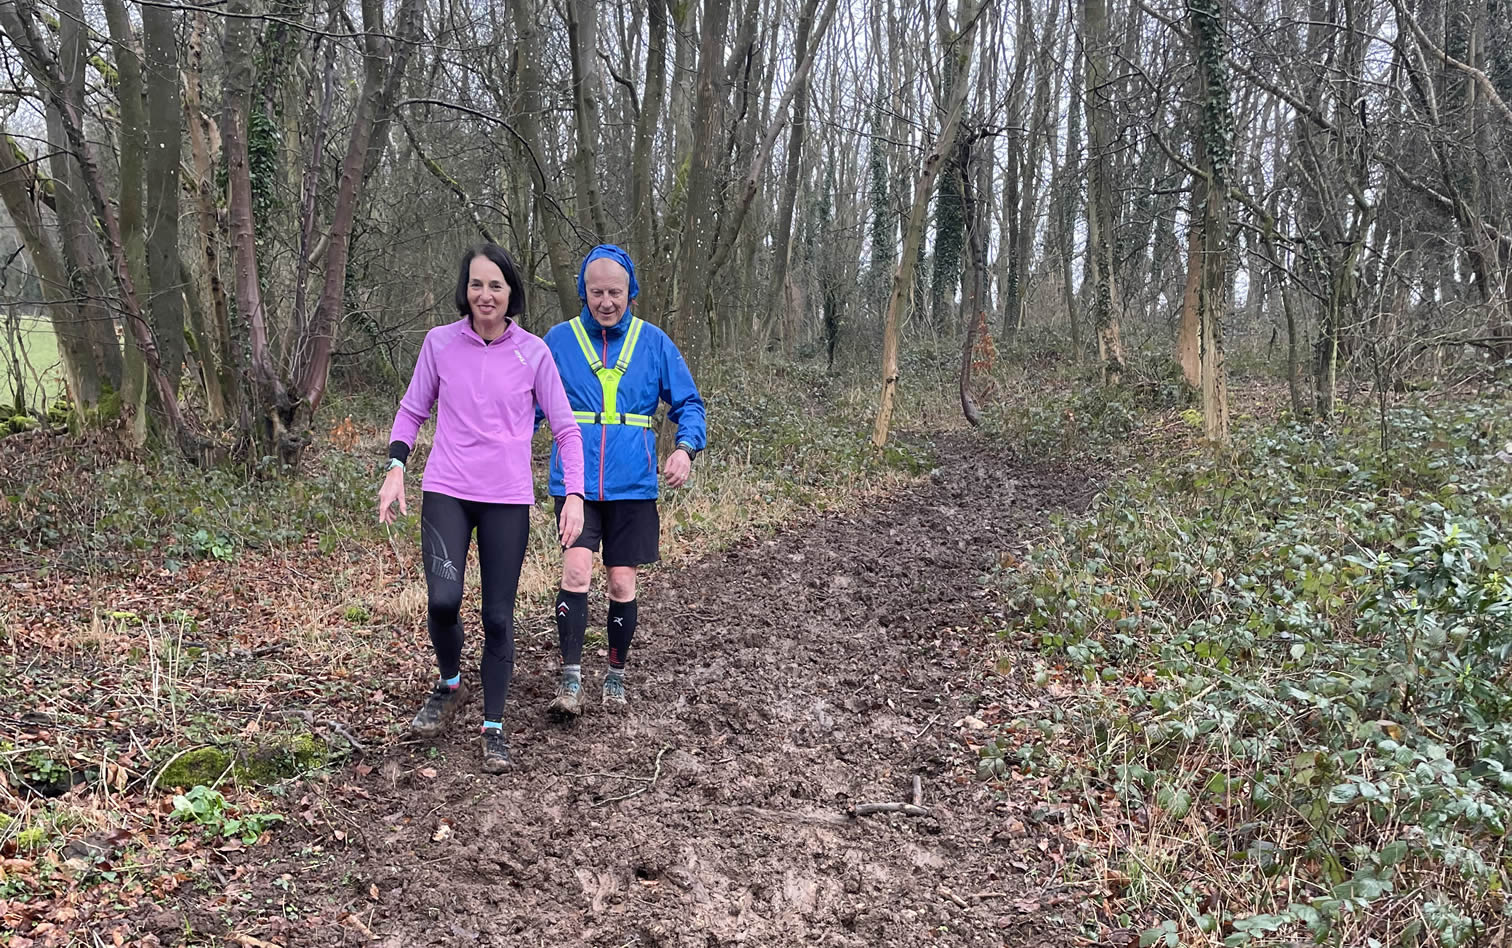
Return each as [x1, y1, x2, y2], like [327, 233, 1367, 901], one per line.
[559, 494, 585, 548]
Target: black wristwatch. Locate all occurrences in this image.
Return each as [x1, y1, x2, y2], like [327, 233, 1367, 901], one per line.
[676, 442, 699, 462]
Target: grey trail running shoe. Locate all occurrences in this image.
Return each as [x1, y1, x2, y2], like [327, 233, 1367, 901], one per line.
[480, 728, 512, 773]
[602, 674, 628, 712]
[547, 674, 585, 717]
[409, 681, 468, 737]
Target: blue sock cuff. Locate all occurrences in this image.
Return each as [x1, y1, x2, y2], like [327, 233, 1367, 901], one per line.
[482, 720, 503, 731]
[442, 674, 461, 688]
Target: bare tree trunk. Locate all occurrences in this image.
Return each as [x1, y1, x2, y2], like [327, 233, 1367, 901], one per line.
[706, 0, 838, 285]
[567, 0, 611, 238]
[103, 0, 152, 439]
[295, 0, 425, 434]
[0, 131, 97, 408]
[670, 0, 735, 363]
[959, 136, 986, 428]
[1058, 27, 1084, 362]
[143, 3, 184, 403]
[3, 3, 124, 404]
[507, 0, 584, 323]
[285, 0, 340, 374]
[1, 0, 188, 444]
[999, 0, 1030, 340]
[872, 0, 981, 447]
[631, 0, 667, 267]
[768, 0, 820, 355]
[183, 8, 238, 424]
[1177, 222, 1201, 387]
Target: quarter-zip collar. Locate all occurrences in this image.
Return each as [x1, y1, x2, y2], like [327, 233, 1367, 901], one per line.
[578, 309, 633, 339]
[464, 316, 516, 345]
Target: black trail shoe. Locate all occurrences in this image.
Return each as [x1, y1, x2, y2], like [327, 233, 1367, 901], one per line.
[409, 681, 468, 738]
[480, 728, 512, 773]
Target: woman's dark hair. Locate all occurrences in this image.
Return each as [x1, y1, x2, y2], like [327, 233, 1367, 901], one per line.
[455, 244, 526, 319]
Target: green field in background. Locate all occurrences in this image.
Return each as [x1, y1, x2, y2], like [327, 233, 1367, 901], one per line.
[1, 317, 66, 409]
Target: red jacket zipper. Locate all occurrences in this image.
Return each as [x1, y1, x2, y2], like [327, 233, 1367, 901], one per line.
[598, 329, 609, 501]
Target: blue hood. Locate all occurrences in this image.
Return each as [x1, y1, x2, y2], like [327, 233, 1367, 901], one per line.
[577, 244, 640, 313]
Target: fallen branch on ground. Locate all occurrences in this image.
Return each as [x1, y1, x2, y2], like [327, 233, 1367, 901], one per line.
[912, 713, 942, 739]
[851, 802, 932, 817]
[275, 710, 367, 753]
[591, 745, 670, 807]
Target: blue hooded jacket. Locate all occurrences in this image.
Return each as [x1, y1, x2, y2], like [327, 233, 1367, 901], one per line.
[545, 245, 707, 500]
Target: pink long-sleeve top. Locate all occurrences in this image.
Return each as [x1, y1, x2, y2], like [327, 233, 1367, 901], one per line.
[389, 318, 585, 504]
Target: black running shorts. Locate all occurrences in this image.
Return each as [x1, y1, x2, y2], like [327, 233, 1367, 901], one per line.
[554, 497, 661, 567]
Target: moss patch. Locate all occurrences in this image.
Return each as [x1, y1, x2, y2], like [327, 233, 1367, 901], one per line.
[16, 825, 48, 852]
[157, 732, 331, 790]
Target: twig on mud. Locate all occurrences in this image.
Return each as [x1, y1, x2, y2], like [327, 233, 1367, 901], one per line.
[342, 911, 377, 940]
[851, 802, 932, 818]
[913, 714, 942, 739]
[912, 775, 923, 807]
[939, 886, 970, 909]
[275, 709, 368, 753]
[227, 934, 286, 948]
[591, 745, 670, 807]
[567, 769, 657, 783]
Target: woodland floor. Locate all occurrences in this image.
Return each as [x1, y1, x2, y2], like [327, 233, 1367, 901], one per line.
[4, 431, 1111, 947]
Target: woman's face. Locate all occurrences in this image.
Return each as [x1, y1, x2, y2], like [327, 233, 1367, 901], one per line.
[467, 256, 510, 323]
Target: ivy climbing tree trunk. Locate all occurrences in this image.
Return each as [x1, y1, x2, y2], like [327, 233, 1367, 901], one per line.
[1083, 0, 1128, 384]
[221, 0, 287, 451]
[1189, 0, 1232, 444]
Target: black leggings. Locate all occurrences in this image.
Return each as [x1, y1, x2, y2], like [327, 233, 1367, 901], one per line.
[420, 491, 529, 722]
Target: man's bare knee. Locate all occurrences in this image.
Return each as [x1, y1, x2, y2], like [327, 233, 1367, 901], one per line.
[607, 567, 637, 602]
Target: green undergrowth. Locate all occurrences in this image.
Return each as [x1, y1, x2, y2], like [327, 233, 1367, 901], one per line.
[991, 392, 1512, 945]
[2, 358, 939, 577]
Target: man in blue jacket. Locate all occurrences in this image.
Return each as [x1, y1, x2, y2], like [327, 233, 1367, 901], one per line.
[544, 244, 707, 714]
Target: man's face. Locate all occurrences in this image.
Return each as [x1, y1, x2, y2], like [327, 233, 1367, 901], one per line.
[583, 258, 630, 328]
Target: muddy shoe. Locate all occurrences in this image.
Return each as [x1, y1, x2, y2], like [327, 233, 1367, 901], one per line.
[547, 675, 585, 717]
[480, 728, 512, 773]
[409, 681, 468, 737]
[601, 674, 628, 712]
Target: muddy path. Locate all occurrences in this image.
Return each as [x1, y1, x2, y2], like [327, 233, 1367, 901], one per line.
[172, 435, 1102, 947]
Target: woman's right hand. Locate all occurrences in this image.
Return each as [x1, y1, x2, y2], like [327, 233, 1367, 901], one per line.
[377, 467, 407, 523]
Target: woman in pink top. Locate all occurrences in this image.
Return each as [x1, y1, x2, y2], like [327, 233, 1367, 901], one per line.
[377, 244, 586, 773]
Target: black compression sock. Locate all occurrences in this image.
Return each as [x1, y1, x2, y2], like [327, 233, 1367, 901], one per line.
[556, 589, 589, 667]
[607, 598, 637, 670]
